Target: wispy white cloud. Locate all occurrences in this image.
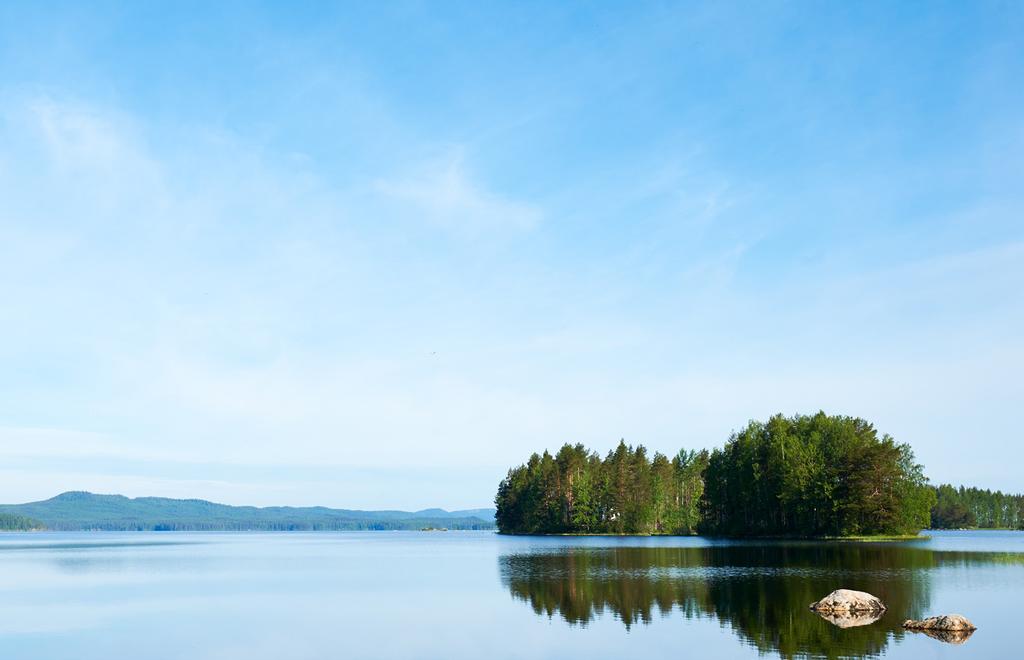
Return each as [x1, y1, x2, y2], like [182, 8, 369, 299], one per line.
[374, 151, 541, 237]
[2, 97, 167, 223]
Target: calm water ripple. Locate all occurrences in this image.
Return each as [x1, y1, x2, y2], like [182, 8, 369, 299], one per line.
[0, 530, 1020, 659]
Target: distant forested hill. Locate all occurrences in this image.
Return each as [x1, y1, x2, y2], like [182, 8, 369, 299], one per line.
[0, 492, 496, 531]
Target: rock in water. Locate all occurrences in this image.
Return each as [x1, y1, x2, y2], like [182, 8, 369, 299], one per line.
[902, 615, 976, 631]
[809, 589, 886, 613]
[903, 615, 977, 644]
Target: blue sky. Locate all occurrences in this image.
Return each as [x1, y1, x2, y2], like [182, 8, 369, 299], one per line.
[1, 1, 1021, 508]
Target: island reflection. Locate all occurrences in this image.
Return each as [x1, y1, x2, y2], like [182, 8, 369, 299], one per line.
[500, 543, 1012, 658]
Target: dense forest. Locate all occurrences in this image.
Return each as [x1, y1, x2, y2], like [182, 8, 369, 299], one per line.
[0, 512, 44, 531]
[702, 413, 934, 537]
[930, 484, 1024, 529]
[495, 442, 709, 534]
[0, 492, 496, 531]
[496, 412, 936, 537]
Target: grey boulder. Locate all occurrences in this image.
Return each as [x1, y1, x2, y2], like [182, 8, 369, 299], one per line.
[902, 614, 976, 631]
[903, 615, 977, 644]
[809, 589, 886, 613]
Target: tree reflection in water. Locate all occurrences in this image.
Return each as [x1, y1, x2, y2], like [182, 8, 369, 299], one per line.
[500, 543, 1012, 658]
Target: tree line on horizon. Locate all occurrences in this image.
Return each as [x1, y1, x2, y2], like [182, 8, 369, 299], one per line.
[0, 513, 44, 531]
[495, 412, 1018, 537]
[930, 484, 1024, 530]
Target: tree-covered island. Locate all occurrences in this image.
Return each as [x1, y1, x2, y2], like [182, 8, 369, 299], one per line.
[495, 412, 938, 537]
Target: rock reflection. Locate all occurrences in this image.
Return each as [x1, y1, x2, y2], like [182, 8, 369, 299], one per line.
[500, 543, 1014, 658]
[814, 610, 884, 629]
[911, 628, 976, 644]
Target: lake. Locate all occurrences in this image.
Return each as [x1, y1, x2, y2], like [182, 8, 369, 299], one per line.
[1, 530, 1021, 659]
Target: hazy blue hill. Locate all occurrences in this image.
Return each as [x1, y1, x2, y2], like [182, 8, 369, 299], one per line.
[0, 492, 496, 531]
[415, 508, 496, 519]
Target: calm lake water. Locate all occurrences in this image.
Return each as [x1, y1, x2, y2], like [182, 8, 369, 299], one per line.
[1, 530, 1022, 659]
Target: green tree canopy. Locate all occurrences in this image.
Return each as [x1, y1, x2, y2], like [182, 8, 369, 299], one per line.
[496, 412, 936, 537]
[496, 441, 708, 535]
[930, 484, 1024, 529]
[701, 412, 935, 537]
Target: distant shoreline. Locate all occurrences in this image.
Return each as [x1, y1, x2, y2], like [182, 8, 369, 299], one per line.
[0, 491, 497, 533]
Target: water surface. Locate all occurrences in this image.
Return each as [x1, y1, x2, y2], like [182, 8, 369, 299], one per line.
[1, 530, 1020, 658]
